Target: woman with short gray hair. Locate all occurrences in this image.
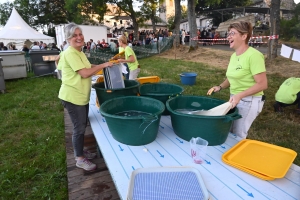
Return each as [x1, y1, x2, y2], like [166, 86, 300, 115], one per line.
[58, 23, 113, 171]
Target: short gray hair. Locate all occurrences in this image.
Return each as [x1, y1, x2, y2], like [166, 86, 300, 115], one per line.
[64, 23, 82, 41]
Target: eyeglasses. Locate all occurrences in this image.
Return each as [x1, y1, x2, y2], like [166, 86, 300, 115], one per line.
[227, 31, 237, 37]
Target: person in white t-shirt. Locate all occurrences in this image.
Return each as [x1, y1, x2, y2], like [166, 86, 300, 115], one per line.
[90, 39, 96, 52]
[181, 30, 186, 45]
[31, 41, 40, 50]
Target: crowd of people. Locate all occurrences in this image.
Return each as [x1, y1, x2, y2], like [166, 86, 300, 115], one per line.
[0, 41, 61, 52]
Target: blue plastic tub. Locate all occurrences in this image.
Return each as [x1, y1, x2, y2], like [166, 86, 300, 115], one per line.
[180, 72, 197, 85]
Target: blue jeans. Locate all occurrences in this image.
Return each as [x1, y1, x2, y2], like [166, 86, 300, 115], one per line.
[61, 100, 89, 158]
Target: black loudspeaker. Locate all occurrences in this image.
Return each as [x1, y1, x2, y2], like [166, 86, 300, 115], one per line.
[114, 22, 117, 26]
[120, 20, 122, 24]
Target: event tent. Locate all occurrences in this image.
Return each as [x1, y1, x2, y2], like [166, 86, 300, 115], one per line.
[0, 8, 54, 47]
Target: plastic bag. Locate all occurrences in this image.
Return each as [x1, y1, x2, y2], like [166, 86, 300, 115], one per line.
[121, 63, 128, 74]
[190, 137, 208, 164]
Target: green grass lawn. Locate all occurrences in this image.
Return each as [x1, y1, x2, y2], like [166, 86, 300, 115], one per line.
[0, 56, 299, 198]
[0, 74, 67, 199]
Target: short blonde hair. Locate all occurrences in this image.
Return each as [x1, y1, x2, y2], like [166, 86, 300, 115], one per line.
[118, 35, 128, 45]
[228, 21, 253, 44]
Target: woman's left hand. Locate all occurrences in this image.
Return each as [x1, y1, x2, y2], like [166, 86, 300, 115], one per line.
[229, 94, 242, 108]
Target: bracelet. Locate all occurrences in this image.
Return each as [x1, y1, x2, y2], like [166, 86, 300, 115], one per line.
[219, 85, 222, 90]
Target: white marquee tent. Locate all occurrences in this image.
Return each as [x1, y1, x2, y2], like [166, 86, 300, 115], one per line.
[0, 8, 54, 47]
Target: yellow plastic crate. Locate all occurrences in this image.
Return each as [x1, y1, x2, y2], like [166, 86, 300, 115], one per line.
[136, 76, 160, 84]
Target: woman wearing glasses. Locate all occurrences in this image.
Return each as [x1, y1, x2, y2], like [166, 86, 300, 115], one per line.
[207, 21, 268, 139]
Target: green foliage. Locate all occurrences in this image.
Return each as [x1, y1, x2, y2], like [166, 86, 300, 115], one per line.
[65, 0, 108, 25]
[139, 0, 164, 30]
[0, 0, 68, 34]
[280, 18, 300, 40]
[166, 6, 187, 30]
[0, 2, 14, 26]
[280, 4, 300, 40]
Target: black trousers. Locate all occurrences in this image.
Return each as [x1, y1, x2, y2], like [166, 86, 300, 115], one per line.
[276, 92, 300, 109]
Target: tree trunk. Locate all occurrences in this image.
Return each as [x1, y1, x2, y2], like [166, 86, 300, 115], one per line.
[151, 10, 157, 32]
[130, 13, 139, 42]
[173, 0, 181, 47]
[267, 0, 280, 60]
[187, 0, 197, 50]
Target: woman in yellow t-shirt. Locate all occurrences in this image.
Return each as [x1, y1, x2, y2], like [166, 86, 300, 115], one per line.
[207, 21, 268, 139]
[117, 35, 140, 80]
[58, 23, 113, 171]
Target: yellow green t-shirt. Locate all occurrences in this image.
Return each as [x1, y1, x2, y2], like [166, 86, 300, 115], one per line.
[58, 46, 92, 105]
[119, 47, 124, 53]
[275, 77, 300, 104]
[57, 51, 63, 70]
[124, 46, 139, 71]
[226, 47, 266, 96]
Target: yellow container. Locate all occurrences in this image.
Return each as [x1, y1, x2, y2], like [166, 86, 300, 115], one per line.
[96, 70, 103, 75]
[222, 139, 297, 179]
[136, 76, 160, 84]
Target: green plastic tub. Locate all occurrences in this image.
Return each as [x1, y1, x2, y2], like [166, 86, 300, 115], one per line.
[100, 96, 165, 146]
[166, 96, 241, 146]
[92, 80, 139, 105]
[139, 83, 184, 115]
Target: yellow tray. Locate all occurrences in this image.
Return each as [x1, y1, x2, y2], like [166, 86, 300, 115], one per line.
[222, 140, 274, 180]
[222, 139, 297, 178]
[136, 76, 160, 84]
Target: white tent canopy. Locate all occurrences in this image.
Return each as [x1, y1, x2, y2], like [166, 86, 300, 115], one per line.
[0, 8, 54, 46]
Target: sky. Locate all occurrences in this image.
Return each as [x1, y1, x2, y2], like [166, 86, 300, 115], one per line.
[0, 0, 13, 3]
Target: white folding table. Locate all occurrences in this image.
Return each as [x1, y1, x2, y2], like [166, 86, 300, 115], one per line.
[89, 89, 300, 200]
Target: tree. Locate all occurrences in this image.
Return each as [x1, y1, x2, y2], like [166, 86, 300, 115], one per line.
[139, 0, 164, 32]
[65, 0, 108, 25]
[0, 2, 14, 27]
[280, 3, 300, 40]
[107, 0, 142, 41]
[267, 0, 280, 60]
[173, 0, 182, 47]
[187, 0, 198, 49]
[0, 0, 69, 35]
[166, 6, 187, 30]
[36, 0, 69, 36]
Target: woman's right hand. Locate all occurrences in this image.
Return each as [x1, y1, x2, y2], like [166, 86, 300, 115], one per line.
[207, 86, 221, 95]
[105, 62, 113, 68]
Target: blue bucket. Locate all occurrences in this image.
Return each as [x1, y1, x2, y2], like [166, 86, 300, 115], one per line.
[180, 72, 197, 85]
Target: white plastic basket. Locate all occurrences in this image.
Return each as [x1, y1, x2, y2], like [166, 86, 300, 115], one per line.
[127, 167, 209, 200]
